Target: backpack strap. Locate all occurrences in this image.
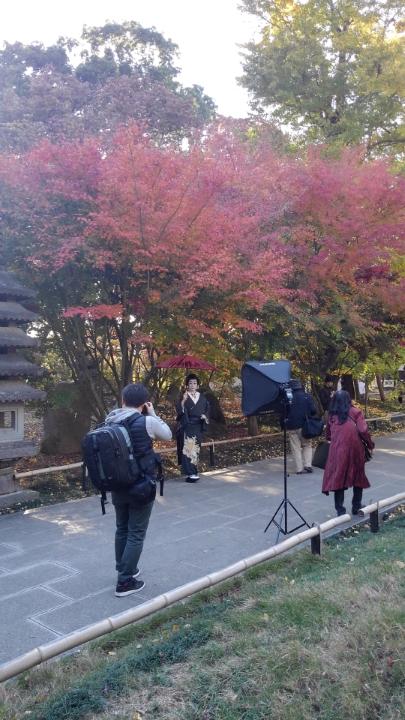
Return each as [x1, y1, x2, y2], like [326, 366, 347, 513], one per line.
[100, 490, 107, 515]
[119, 416, 144, 471]
[154, 453, 165, 497]
[91, 433, 109, 514]
[120, 414, 165, 496]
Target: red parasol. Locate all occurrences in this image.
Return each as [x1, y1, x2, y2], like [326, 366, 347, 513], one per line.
[157, 354, 217, 370]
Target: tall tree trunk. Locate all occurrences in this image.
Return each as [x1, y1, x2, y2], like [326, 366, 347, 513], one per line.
[376, 374, 385, 402]
[364, 377, 369, 418]
[247, 415, 259, 436]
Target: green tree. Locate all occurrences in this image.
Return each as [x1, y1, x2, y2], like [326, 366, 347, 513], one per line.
[240, 0, 405, 154]
[0, 21, 216, 152]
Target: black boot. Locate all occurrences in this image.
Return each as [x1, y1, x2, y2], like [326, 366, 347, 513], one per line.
[334, 489, 346, 516]
[352, 487, 363, 514]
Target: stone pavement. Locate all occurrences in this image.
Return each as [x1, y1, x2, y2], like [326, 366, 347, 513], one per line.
[0, 432, 403, 666]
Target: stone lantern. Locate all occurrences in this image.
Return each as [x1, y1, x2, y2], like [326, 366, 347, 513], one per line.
[0, 270, 45, 507]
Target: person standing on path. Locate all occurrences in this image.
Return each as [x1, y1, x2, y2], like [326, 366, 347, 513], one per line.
[175, 373, 210, 483]
[322, 390, 374, 516]
[283, 379, 318, 474]
[105, 383, 172, 597]
[318, 374, 334, 420]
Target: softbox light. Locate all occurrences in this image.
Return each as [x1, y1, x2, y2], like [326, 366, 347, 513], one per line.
[241, 359, 291, 416]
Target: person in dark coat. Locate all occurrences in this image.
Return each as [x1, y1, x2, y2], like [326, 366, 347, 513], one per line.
[283, 380, 318, 474]
[322, 390, 374, 516]
[318, 374, 334, 416]
[175, 373, 209, 483]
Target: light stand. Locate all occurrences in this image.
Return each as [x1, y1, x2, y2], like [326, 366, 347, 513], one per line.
[241, 360, 311, 543]
[264, 397, 310, 542]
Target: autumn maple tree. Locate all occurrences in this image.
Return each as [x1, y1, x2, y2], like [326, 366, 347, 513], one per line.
[0, 124, 290, 416]
[1, 122, 404, 417]
[247, 146, 405, 385]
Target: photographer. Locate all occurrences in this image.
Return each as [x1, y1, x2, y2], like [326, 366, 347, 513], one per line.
[105, 383, 172, 597]
[282, 379, 318, 474]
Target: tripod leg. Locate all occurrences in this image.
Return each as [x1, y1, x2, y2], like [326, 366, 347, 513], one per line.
[264, 498, 285, 533]
[286, 499, 311, 528]
[264, 404, 310, 537]
[276, 504, 285, 544]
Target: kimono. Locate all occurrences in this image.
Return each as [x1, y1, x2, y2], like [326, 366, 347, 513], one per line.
[175, 392, 210, 477]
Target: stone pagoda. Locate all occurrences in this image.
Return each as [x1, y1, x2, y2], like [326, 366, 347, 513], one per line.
[0, 269, 45, 507]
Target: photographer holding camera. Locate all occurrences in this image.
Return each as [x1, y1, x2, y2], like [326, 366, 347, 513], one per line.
[105, 383, 172, 597]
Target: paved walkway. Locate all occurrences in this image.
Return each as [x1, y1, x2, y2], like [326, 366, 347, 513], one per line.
[0, 432, 403, 665]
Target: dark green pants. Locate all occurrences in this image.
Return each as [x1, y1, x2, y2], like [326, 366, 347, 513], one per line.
[112, 496, 154, 583]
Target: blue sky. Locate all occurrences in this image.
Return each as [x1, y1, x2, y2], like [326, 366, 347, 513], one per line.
[1, 0, 260, 117]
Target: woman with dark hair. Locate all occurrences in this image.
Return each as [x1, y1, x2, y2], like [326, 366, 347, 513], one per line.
[322, 390, 374, 516]
[175, 373, 210, 483]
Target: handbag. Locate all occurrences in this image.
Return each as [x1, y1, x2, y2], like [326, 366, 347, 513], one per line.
[302, 415, 324, 439]
[360, 436, 372, 462]
[349, 417, 372, 462]
[312, 440, 330, 469]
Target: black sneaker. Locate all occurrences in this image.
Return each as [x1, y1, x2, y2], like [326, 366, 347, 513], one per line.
[352, 505, 365, 515]
[185, 476, 199, 483]
[115, 578, 145, 597]
[132, 568, 140, 578]
[304, 467, 313, 473]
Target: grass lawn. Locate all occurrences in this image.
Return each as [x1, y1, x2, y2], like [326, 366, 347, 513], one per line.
[1, 513, 404, 720]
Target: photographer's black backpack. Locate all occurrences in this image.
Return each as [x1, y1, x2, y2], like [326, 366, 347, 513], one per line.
[82, 416, 164, 514]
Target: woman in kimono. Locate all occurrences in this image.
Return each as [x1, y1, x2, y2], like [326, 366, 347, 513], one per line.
[176, 373, 209, 482]
[322, 390, 374, 516]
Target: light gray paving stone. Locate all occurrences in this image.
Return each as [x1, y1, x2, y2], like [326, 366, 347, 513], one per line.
[0, 543, 92, 571]
[174, 497, 234, 513]
[212, 498, 283, 520]
[0, 562, 77, 599]
[225, 510, 284, 534]
[46, 566, 115, 599]
[161, 525, 271, 568]
[0, 586, 70, 662]
[172, 510, 238, 528]
[0, 542, 22, 559]
[130, 561, 213, 601]
[0, 620, 61, 664]
[144, 516, 238, 546]
[33, 587, 148, 635]
[0, 586, 69, 622]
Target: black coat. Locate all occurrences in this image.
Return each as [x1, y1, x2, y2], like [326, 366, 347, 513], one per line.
[318, 386, 333, 412]
[283, 389, 317, 431]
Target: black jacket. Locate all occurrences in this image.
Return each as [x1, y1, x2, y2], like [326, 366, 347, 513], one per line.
[318, 386, 333, 413]
[283, 389, 317, 431]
